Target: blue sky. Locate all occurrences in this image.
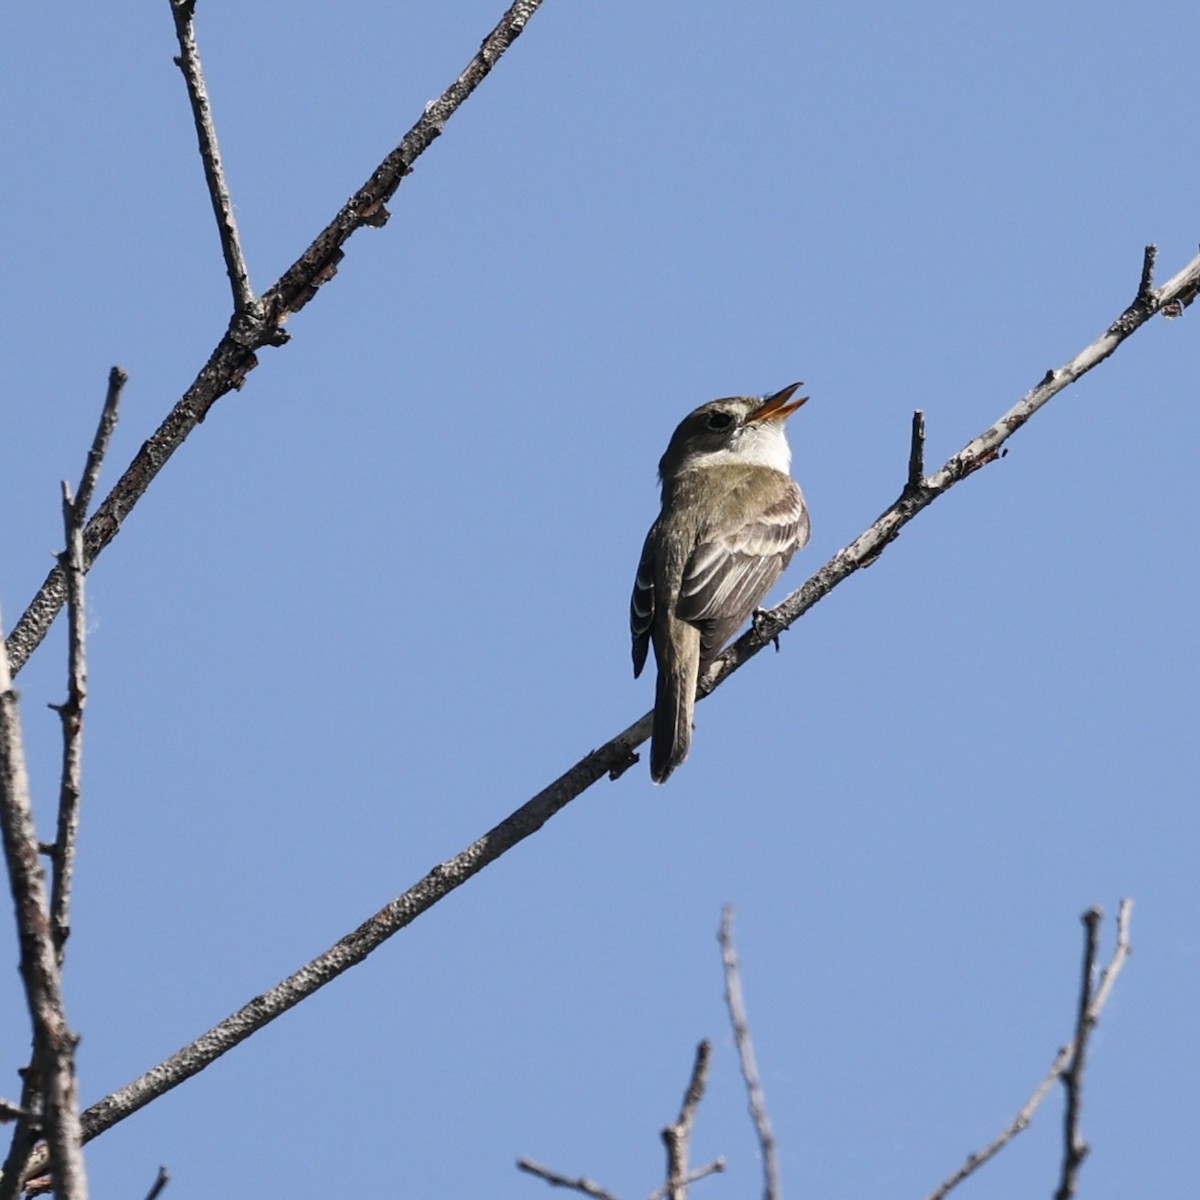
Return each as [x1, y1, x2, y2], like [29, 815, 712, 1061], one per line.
[2, 2, 1198, 1197]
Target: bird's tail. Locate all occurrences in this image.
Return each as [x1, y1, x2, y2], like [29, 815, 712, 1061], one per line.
[650, 620, 701, 784]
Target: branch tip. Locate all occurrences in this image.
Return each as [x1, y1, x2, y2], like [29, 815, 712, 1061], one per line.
[1137, 244, 1158, 301]
[143, 1165, 171, 1200]
[661, 1041, 713, 1200]
[719, 907, 779, 1200]
[170, 0, 256, 312]
[516, 1158, 622, 1200]
[907, 408, 927, 492]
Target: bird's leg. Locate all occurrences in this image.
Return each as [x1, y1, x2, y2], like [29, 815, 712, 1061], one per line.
[751, 608, 781, 653]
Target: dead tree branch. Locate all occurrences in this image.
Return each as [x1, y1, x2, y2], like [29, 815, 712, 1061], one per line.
[644, 1159, 725, 1200]
[924, 900, 1133, 1200]
[517, 1042, 723, 1200]
[710, 245, 1198, 681]
[1054, 906, 1103, 1200]
[48, 367, 125, 961]
[169, 0, 255, 313]
[517, 1159, 624, 1200]
[10, 240, 1182, 1177]
[661, 1041, 712, 1200]
[0, 369, 124, 1197]
[719, 907, 778, 1200]
[142, 1165, 171, 1200]
[3, 0, 547, 678]
[0, 628, 87, 1198]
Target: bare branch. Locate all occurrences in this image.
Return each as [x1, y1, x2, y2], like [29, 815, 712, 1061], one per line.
[923, 901, 1134, 1200]
[1136, 243, 1158, 302]
[719, 907, 778, 1200]
[48, 368, 125, 961]
[3, 0, 547, 678]
[73, 368, 125, 522]
[661, 1041, 712, 1200]
[0, 1084, 40, 1200]
[169, 0, 255, 313]
[516, 1159, 624, 1200]
[0, 625, 88, 1197]
[906, 409, 926, 492]
[1054, 906, 1106, 1200]
[0, 1102, 38, 1127]
[142, 1165, 171, 1200]
[709, 244, 1200, 687]
[1090, 898, 1133, 1013]
[644, 1159, 725, 1200]
[12, 241, 1177, 1172]
[517, 1039, 724, 1200]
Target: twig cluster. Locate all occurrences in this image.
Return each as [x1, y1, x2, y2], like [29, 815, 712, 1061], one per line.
[518, 904, 1132, 1200]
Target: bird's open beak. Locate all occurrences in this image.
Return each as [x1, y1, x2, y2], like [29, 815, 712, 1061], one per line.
[748, 382, 808, 423]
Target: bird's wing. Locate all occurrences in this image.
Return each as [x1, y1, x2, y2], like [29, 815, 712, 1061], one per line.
[630, 529, 656, 678]
[677, 481, 809, 664]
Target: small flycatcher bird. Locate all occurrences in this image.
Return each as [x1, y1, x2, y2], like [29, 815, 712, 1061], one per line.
[630, 383, 810, 783]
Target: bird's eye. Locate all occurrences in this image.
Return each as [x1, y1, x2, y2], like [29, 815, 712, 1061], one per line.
[706, 411, 735, 431]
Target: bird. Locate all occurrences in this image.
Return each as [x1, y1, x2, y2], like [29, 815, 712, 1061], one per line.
[630, 383, 810, 783]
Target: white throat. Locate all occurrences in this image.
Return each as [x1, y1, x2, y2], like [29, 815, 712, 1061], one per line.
[685, 420, 792, 474]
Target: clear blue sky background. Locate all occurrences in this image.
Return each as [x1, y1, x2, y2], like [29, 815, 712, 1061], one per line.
[2, 3, 1198, 1197]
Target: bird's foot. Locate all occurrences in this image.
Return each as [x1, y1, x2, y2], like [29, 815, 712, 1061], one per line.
[751, 608, 781, 653]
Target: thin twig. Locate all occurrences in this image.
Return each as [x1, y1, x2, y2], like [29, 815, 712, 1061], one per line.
[1054, 907, 1102, 1200]
[1136, 243, 1158, 302]
[719, 907, 779, 1200]
[74, 368, 125, 521]
[48, 368, 125, 960]
[923, 901, 1133, 1200]
[0, 1064, 42, 1200]
[516, 1159, 623, 1200]
[169, 0, 256, 313]
[1090, 898, 1133, 1012]
[9, 241, 1179, 1178]
[661, 1041, 712, 1200]
[517, 1041, 724, 1200]
[906, 409, 926, 493]
[0, 1102, 38, 1127]
[644, 1160, 726, 1200]
[3, 0, 547, 678]
[142, 1165, 170, 1200]
[1, 374, 121, 1196]
[0, 623, 88, 1198]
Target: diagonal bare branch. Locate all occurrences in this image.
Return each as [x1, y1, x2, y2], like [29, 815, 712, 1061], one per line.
[710, 245, 1197, 687]
[517, 1159, 624, 1200]
[142, 1165, 171, 1200]
[8, 243, 1184, 1180]
[3, 0, 547, 679]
